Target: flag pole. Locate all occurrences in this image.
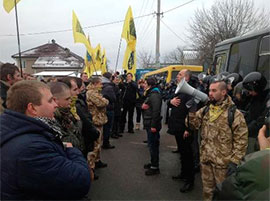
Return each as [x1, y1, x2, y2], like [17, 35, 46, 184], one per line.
[14, 0, 23, 77]
[115, 37, 122, 72]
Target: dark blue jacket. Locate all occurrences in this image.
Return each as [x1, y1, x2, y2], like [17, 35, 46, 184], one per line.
[0, 110, 91, 200]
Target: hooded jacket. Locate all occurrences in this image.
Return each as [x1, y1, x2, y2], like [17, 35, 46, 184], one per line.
[142, 87, 162, 131]
[0, 110, 91, 200]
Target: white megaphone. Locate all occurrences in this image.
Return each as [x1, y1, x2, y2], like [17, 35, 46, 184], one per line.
[175, 78, 209, 103]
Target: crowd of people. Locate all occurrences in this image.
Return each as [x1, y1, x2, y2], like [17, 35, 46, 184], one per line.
[0, 62, 269, 200]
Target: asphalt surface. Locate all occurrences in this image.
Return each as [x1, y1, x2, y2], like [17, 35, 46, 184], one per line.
[88, 124, 203, 200]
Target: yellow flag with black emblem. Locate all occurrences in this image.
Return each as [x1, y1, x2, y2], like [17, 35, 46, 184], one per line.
[101, 49, 107, 74]
[84, 50, 94, 78]
[94, 44, 102, 71]
[121, 6, 136, 76]
[3, 0, 21, 13]
[72, 10, 92, 55]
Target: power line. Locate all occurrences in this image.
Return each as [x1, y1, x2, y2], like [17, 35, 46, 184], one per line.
[160, 19, 187, 44]
[137, 1, 155, 38]
[163, 0, 196, 14]
[0, 0, 196, 37]
[0, 12, 155, 37]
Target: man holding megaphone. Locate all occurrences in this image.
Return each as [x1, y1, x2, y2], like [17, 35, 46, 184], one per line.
[167, 69, 197, 193]
[186, 80, 248, 201]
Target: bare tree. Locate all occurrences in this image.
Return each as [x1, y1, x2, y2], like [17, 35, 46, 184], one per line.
[163, 46, 201, 65]
[189, 0, 270, 63]
[137, 50, 154, 68]
[163, 46, 185, 64]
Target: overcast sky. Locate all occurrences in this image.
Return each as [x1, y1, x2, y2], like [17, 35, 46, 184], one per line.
[0, 0, 269, 71]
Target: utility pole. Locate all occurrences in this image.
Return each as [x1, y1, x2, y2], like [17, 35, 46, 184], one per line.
[155, 0, 161, 68]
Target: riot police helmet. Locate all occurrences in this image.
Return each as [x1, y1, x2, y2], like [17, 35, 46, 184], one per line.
[243, 72, 267, 92]
[226, 73, 243, 88]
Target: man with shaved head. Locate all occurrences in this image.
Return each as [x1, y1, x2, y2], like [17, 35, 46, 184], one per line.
[187, 80, 248, 201]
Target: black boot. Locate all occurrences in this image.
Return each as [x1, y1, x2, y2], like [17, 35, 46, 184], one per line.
[180, 182, 194, 193]
[102, 143, 115, 149]
[95, 160, 108, 169]
[145, 168, 160, 176]
[172, 174, 186, 181]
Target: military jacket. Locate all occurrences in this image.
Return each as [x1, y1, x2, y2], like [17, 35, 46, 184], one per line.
[86, 85, 109, 126]
[188, 96, 248, 168]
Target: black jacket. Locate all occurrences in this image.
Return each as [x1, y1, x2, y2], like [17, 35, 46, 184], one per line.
[113, 84, 122, 117]
[245, 89, 269, 138]
[101, 77, 116, 111]
[142, 87, 162, 131]
[167, 91, 193, 135]
[76, 95, 100, 153]
[121, 80, 138, 104]
[0, 81, 9, 108]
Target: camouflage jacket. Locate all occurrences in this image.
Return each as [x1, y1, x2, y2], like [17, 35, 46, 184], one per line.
[54, 107, 85, 152]
[86, 85, 109, 126]
[187, 96, 248, 168]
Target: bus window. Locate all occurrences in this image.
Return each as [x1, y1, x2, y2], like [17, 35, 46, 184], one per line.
[214, 53, 227, 74]
[258, 35, 270, 80]
[228, 39, 258, 76]
[260, 35, 270, 55]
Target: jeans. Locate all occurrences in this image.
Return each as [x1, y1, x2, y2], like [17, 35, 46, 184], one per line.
[103, 110, 114, 145]
[146, 128, 160, 168]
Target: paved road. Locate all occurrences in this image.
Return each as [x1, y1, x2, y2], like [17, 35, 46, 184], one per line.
[88, 124, 203, 200]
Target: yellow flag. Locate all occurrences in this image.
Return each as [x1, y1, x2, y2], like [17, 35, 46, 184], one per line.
[121, 6, 136, 50]
[72, 10, 92, 54]
[94, 44, 102, 71]
[122, 6, 137, 76]
[123, 46, 136, 76]
[84, 50, 93, 78]
[101, 49, 107, 74]
[3, 0, 21, 13]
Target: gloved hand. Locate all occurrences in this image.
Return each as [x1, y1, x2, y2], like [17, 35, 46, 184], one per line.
[226, 162, 237, 177]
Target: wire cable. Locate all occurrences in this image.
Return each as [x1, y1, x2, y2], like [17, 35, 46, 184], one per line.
[160, 19, 187, 44]
[0, 12, 155, 37]
[0, 0, 196, 37]
[163, 0, 196, 14]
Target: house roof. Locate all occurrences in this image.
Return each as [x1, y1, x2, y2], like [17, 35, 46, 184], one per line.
[33, 71, 79, 77]
[32, 56, 83, 69]
[12, 39, 84, 63]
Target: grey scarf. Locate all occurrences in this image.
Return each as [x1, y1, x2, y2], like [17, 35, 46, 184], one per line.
[34, 117, 64, 139]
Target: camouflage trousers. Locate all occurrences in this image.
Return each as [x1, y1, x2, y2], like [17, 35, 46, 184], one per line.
[201, 162, 227, 201]
[87, 126, 103, 169]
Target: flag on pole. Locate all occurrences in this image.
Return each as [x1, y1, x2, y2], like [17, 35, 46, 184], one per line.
[121, 6, 137, 76]
[94, 44, 102, 71]
[3, 0, 21, 13]
[72, 10, 92, 54]
[101, 49, 107, 74]
[84, 50, 93, 78]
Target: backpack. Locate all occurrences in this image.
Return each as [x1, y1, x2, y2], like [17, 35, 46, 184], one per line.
[202, 104, 237, 132]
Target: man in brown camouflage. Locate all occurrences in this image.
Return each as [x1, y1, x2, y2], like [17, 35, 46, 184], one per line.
[86, 76, 109, 171]
[187, 80, 248, 201]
